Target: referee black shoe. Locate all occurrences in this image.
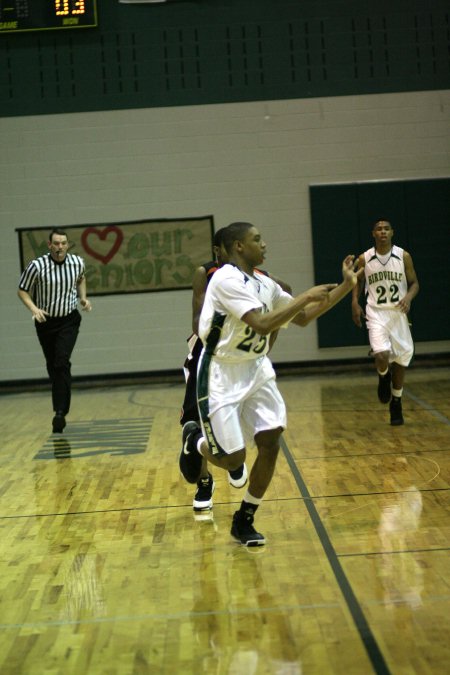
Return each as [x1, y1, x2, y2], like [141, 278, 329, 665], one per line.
[179, 421, 203, 484]
[52, 411, 66, 433]
[230, 511, 265, 546]
[377, 370, 392, 404]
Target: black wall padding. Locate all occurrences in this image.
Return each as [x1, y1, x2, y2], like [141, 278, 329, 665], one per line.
[310, 177, 450, 347]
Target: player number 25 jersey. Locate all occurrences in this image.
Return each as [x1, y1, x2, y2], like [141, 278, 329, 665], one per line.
[199, 263, 292, 362]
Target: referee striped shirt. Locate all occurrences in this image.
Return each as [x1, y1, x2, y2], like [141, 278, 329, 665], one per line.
[19, 253, 86, 318]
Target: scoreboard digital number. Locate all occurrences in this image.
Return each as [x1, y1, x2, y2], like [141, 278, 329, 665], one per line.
[0, 1, 98, 34]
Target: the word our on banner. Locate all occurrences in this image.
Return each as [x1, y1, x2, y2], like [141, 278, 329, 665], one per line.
[17, 216, 214, 297]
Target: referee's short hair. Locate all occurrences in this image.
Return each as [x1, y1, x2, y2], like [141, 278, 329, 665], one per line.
[49, 228, 68, 242]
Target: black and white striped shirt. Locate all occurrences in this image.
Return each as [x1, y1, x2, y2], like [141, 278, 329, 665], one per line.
[19, 253, 86, 317]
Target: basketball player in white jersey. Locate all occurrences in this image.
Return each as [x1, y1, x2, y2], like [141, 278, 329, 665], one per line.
[352, 219, 419, 425]
[179, 221, 361, 546]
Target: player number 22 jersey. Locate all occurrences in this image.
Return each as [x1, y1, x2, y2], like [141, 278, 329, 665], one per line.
[364, 245, 408, 310]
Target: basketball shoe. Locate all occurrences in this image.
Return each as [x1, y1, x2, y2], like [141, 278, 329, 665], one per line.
[377, 370, 392, 404]
[193, 473, 215, 511]
[390, 396, 404, 425]
[230, 511, 265, 546]
[228, 463, 248, 488]
[179, 421, 203, 484]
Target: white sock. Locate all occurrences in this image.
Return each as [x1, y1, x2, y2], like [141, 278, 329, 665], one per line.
[244, 490, 262, 506]
[378, 367, 389, 377]
[392, 388, 403, 398]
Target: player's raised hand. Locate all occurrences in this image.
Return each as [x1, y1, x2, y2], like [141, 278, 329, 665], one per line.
[341, 255, 364, 286]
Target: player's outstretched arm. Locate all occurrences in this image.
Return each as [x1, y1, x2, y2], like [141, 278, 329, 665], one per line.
[292, 255, 362, 327]
[243, 283, 337, 336]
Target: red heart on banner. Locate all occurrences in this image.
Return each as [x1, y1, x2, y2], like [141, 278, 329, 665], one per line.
[81, 226, 124, 264]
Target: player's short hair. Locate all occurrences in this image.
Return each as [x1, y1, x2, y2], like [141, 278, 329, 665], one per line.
[373, 218, 391, 229]
[49, 228, 68, 242]
[213, 227, 228, 248]
[222, 222, 254, 253]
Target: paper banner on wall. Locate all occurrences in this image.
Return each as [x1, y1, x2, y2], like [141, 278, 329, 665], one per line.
[17, 216, 214, 297]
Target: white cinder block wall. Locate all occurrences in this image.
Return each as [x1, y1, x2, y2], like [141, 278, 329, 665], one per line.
[1, 90, 449, 382]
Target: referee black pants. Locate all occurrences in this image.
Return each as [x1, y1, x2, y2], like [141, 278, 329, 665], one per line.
[35, 310, 82, 415]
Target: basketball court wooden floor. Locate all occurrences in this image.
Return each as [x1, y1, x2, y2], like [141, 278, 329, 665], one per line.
[0, 367, 448, 675]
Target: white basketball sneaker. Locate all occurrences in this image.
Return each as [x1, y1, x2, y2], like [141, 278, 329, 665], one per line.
[228, 463, 248, 489]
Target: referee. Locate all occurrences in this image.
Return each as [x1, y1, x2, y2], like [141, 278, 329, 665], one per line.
[18, 228, 92, 433]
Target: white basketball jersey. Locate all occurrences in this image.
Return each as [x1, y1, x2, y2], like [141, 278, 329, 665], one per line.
[364, 245, 408, 309]
[199, 263, 292, 362]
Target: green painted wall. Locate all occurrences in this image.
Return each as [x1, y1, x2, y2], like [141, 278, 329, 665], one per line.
[310, 178, 450, 347]
[1, 0, 449, 117]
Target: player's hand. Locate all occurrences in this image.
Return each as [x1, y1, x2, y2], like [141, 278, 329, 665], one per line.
[352, 304, 365, 328]
[308, 284, 338, 304]
[32, 308, 49, 323]
[341, 255, 364, 287]
[396, 297, 410, 314]
[80, 299, 92, 312]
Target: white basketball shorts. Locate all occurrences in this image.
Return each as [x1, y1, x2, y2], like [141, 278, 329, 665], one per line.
[197, 355, 287, 455]
[366, 306, 414, 367]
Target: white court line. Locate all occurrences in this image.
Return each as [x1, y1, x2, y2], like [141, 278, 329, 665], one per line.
[404, 390, 450, 425]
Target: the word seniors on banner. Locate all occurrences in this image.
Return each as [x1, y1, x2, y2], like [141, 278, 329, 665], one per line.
[17, 216, 214, 296]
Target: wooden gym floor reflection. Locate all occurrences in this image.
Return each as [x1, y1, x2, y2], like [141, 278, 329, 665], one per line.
[0, 368, 448, 674]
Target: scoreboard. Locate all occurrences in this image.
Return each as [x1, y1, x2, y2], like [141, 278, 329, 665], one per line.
[0, 1, 98, 33]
